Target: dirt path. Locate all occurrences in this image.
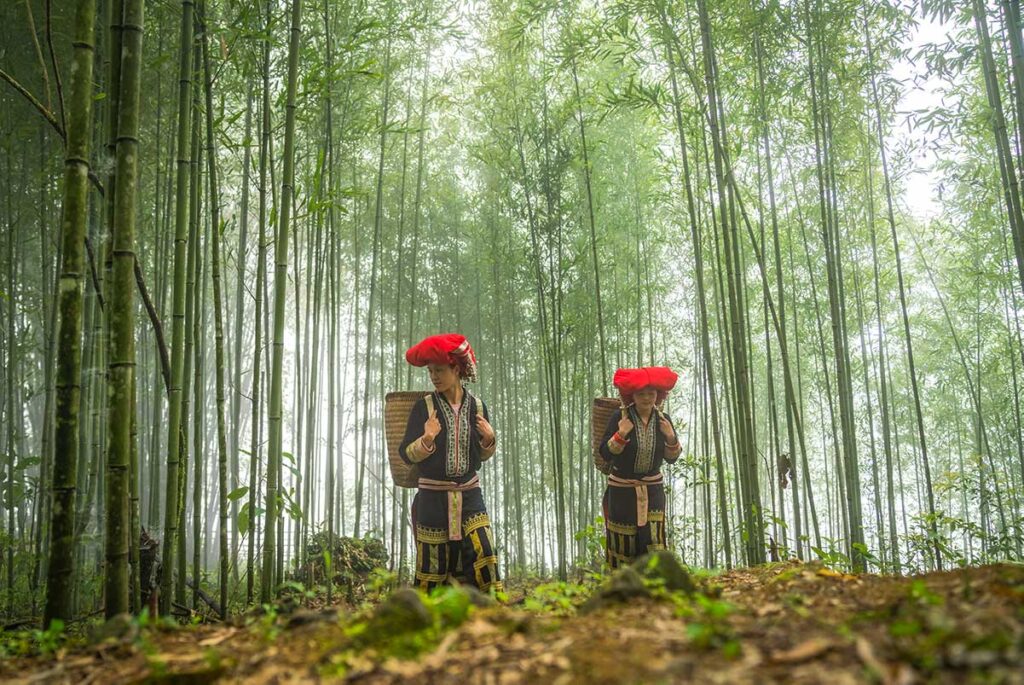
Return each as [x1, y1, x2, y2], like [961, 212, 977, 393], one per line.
[3, 561, 1022, 684]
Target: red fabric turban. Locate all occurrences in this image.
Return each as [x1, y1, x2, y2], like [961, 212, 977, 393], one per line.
[613, 366, 678, 404]
[406, 333, 478, 382]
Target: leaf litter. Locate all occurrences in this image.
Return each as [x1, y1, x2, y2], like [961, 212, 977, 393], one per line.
[2, 560, 1022, 684]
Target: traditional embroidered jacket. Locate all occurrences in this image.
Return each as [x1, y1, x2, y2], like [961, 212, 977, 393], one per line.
[398, 389, 494, 481]
[599, 406, 679, 478]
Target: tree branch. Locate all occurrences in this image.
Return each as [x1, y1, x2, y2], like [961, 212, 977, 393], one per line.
[134, 256, 172, 392]
[83, 240, 172, 396]
[0, 67, 64, 144]
[84, 236, 106, 310]
[45, 0, 67, 137]
[1, 67, 106, 193]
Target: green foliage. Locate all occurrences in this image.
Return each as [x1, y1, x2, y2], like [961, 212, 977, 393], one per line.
[237, 501, 265, 536]
[809, 539, 852, 570]
[524, 580, 592, 615]
[252, 603, 282, 643]
[851, 543, 880, 568]
[324, 585, 478, 676]
[278, 579, 320, 606]
[0, 620, 65, 659]
[226, 486, 249, 501]
[676, 593, 740, 657]
[428, 585, 474, 629]
[31, 618, 64, 655]
[573, 515, 607, 570]
[367, 567, 398, 600]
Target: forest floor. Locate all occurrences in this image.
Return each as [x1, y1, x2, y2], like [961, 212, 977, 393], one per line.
[2, 557, 1023, 684]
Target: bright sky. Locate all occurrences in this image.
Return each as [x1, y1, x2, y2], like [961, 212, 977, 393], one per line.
[892, 11, 955, 221]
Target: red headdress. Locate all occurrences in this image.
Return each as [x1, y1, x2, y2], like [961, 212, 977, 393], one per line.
[613, 366, 678, 405]
[405, 333, 479, 382]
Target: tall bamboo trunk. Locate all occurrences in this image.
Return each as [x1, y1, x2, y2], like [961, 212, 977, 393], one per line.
[325, 0, 337, 591]
[230, 84, 254, 581]
[105, 0, 145, 618]
[45, 0, 98, 627]
[160, 0, 196, 615]
[179, 44, 203, 608]
[264, 0, 303, 602]
[200, 1, 230, 617]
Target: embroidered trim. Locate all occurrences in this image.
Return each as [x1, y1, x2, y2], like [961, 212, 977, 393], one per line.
[415, 571, 448, 583]
[633, 406, 656, 474]
[415, 525, 449, 545]
[473, 554, 498, 571]
[436, 390, 473, 477]
[647, 510, 666, 522]
[464, 512, 491, 536]
[606, 520, 638, 536]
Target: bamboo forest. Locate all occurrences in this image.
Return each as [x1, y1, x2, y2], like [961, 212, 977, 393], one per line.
[2, 0, 1024, 681]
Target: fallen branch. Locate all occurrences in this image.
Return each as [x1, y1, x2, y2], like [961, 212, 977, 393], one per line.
[3, 618, 37, 632]
[186, 577, 223, 618]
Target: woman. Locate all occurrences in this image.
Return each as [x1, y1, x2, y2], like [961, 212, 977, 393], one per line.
[599, 366, 682, 567]
[399, 333, 503, 593]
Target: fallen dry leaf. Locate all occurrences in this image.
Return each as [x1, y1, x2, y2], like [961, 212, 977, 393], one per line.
[857, 636, 919, 685]
[770, 637, 835, 663]
[381, 657, 424, 678]
[856, 636, 886, 677]
[198, 628, 237, 646]
[817, 567, 856, 581]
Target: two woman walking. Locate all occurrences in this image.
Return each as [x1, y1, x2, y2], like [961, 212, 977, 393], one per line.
[397, 333, 681, 592]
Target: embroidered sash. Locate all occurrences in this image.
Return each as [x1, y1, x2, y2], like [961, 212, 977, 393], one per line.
[417, 474, 481, 541]
[608, 473, 664, 527]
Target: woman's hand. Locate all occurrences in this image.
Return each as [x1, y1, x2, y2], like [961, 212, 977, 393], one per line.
[659, 415, 677, 444]
[618, 413, 635, 437]
[423, 411, 442, 445]
[476, 415, 496, 445]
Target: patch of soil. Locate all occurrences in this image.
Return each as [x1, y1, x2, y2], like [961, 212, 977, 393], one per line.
[4, 562, 1023, 684]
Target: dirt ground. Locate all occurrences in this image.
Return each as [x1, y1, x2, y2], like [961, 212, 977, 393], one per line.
[3, 560, 1022, 684]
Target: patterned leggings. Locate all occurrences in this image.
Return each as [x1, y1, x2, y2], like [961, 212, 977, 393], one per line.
[605, 512, 667, 569]
[415, 512, 503, 593]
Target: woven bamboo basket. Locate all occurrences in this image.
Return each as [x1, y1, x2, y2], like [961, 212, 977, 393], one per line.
[384, 391, 431, 488]
[591, 397, 623, 474]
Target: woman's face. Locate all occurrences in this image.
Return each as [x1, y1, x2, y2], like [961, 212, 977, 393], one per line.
[428, 363, 460, 394]
[634, 387, 658, 411]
